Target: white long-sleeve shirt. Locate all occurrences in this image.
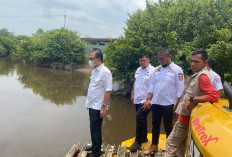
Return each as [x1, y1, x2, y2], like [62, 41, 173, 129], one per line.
[148, 62, 184, 106]
[85, 64, 112, 110]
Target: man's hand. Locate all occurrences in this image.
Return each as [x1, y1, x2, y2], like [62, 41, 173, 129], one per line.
[131, 95, 134, 103]
[184, 98, 191, 114]
[173, 104, 177, 113]
[142, 100, 151, 111]
[173, 98, 180, 116]
[100, 107, 106, 118]
[173, 104, 179, 117]
[131, 84, 134, 103]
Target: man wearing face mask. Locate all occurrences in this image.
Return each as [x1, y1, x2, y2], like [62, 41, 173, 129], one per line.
[85, 49, 112, 157]
[143, 48, 184, 154]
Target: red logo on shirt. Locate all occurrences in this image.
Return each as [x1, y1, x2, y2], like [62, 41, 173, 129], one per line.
[179, 74, 183, 81]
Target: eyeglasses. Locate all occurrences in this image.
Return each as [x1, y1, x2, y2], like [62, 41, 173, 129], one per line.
[89, 57, 97, 61]
[157, 58, 164, 61]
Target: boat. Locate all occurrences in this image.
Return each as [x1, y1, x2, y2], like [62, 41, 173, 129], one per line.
[65, 136, 165, 157]
[66, 82, 232, 157]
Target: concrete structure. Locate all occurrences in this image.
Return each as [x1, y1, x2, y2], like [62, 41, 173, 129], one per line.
[81, 38, 116, 56]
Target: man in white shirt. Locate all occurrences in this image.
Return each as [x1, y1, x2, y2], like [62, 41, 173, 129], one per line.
[129, 54, 155, 152]
[143, 48, 184, 154]
[207, 58, 223, 96]
[85, 50, 112, 157]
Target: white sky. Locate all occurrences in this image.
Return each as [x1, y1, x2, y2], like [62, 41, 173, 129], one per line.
[0, 0, 154, 38]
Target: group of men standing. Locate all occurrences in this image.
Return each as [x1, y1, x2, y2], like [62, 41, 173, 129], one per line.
[129, 49, 221, 156]
[85, 48, 222, 157]
[129, 49, 185, 154]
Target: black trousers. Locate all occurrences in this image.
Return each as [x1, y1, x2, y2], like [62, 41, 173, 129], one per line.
[135, 103, 151, 144]
[151, 104, 174, 145]
[89, 108, 103, 157]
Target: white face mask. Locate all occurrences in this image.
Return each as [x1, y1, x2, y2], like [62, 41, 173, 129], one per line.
[89, 60, 95, 68]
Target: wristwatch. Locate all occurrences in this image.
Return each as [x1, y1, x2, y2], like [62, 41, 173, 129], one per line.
[102, 104, 107, 108]
[190, 96, 194, 102]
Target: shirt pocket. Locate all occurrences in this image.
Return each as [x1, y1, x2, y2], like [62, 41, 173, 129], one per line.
[143, 73, 150, 80]
[135, 72, 139, 80]
[186, 81, 196, 94]
[91, 75, 103, 86]
[142, 74, 151, 86]
[154, 73, 162, 81]
[166, 72, 175, 81]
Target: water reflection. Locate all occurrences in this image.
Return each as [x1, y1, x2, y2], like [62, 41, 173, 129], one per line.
[0, 57, 16, 76]
[0, 57, 89, 105]
[0, 57, 170, 157]
[103, 95, 153, 144]
[16, 65, 89, 105]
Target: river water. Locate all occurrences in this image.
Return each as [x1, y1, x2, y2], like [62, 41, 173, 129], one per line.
[0, 58, 159, 157]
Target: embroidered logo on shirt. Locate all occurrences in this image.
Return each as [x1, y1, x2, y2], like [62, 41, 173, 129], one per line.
[145, 72, 150, 76]
[178, 73, 184, 81]
[157, 67, 161, 71]
[215, 78, 220, 83]
[168, 68, 175, 73]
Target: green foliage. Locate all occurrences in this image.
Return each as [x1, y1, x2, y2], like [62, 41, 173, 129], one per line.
[0, 28, 18, 57]
[105, 0, 232, 84]
[0, 28, 14, 37]
[12, 28, 87, 65]
[0, 36, 18, 57]
[208, 41, 232, 81]
[0, 44, 7, 57]
[35, 28, 45, 35]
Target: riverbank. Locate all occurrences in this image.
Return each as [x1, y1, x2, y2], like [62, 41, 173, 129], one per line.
[0, 57, 138, 157]
[75, 65, 92, 75]
[74, 65, 131, 96]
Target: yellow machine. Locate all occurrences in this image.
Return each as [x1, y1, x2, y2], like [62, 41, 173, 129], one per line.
[66, 82, 232, 157]
[187, 82, 232, 157]
[122, 82, 232, 157]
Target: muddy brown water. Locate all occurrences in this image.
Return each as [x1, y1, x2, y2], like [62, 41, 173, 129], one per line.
[0, 58, 170, 157]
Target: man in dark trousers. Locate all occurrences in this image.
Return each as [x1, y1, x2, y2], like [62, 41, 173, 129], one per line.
[85, 50, 112, 157]
[143, 48, 184, 154]
[129, 53, 155, 151]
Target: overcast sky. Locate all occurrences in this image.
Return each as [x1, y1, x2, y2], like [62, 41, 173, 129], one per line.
[0, 0, 153, 38]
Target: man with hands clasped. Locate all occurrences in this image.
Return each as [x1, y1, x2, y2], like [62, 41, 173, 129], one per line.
[143, 48, 184, 155]
[129, 53, 155, 152]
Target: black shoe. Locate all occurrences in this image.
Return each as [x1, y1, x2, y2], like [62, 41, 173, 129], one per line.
[88, 152, 100, 157]
[85, 147, 92, 153]
[88, 154, 99, 157]
[129, 141, 141, 152]
[141, 138, 148, 143]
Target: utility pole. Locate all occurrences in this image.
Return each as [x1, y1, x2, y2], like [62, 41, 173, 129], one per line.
[64, 15, 66, 29]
